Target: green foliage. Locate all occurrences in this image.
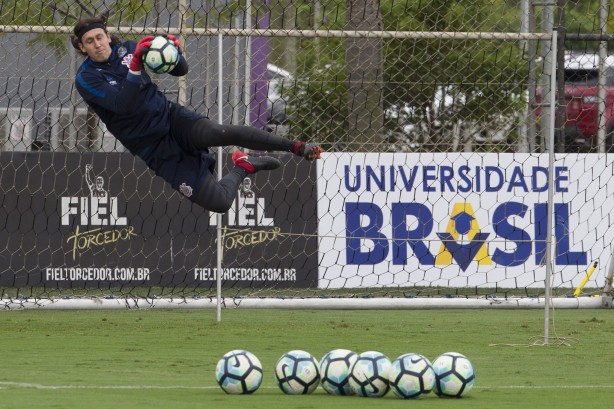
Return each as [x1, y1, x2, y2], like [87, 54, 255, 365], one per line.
[0, 0, 175, 59]
[381, 0, 526, 151]
[0, 1, 54, 25]
[275, 0, 529, 152]
[287, 41, 348, 149]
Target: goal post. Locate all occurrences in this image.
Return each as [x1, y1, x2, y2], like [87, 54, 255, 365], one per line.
[0, 5, 612, 311]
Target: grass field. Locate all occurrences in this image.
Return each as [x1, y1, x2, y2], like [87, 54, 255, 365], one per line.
[0, 308, 612, 408]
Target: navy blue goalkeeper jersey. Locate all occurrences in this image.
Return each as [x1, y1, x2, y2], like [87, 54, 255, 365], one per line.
[75, 40, 215, 198]
[75, 40, 173, 153]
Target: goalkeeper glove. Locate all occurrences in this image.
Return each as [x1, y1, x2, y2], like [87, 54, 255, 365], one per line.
[163, 34, 182, 53]
[129, 35, 154, 73]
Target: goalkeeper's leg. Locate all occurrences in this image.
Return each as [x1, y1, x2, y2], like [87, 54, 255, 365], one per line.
[191, 151, 281, 213]
[190, 118, 323, 160]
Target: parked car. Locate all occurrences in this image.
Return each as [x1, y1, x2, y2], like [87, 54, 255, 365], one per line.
[538, 53, 614, 150]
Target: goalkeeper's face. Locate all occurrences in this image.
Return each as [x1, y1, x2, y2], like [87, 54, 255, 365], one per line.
[79, 28, 113, 63]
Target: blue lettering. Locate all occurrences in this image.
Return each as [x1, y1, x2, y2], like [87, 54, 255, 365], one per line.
[485, 166, 504, 192]
[389, 165, 395, 191]
[344, 165, 360, 192]
[345, 202, 389, 264]
[475, 166, 481, 192]
[507, 167, 529, 192]
[423, 166, 436, 192]
[343, 199, 586, 267]
[532, 166, 548, 192]
[391, 203, 435, 265]
[399, 166, 418, 191]
[555, 166, 568, 192]
[366, 166, 386, 191]
[534, 203, 586, 265]
[343, 164, 570, 194]
[440, 165, 455, 192]
[458, 165, 472, 193]
[492, 202, 531, 266]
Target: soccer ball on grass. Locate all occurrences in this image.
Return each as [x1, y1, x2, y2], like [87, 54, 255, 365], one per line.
[319, 349, 358, 395]
[275, 350, 320, 395]
[144, 36, 179, 74]
[388, 353, 435, 399]
[348, 351, 391, 397]
[215, 349, 263, 394]
[432, 352, 475, 398]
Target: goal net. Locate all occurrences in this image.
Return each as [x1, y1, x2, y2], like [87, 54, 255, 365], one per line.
[0, 0, 612, 310]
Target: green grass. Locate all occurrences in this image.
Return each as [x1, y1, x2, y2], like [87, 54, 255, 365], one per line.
[0, 308, 612, 408]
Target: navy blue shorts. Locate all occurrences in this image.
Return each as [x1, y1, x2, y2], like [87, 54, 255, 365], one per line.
[139, 103, 217, 200]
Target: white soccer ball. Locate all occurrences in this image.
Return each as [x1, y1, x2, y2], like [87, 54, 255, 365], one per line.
[388, 353, 436, 399]
[275, 350, 320, 395]
[215, 349, 263, 394]
[319, 349, 358, 395]
[144, 36, 179, 74]
[348, 351, 391, 397]
[432, 352, 475, 398]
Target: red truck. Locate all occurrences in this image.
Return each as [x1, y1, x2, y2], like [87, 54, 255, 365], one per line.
[555, 53, 614, 150]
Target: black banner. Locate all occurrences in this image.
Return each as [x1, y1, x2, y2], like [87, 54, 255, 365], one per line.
[0, 152, 318, 288]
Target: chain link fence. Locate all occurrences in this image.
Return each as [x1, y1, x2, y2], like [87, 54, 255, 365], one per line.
[4, 0, 604, 154]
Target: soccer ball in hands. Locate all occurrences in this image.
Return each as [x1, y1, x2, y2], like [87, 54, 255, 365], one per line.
[215, 349, 263, 394]
[348, 351, 391, 397]
[388, 353, 436, 399]
[275, 350, 320, 395]
[432, 352, 475, 398]
[145, 36, 179, 74]
[319, 349, 358, 396]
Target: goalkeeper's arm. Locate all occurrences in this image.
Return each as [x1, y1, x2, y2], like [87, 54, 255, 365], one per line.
[163, 34, 188, 77]
[169, 56, 188, 77]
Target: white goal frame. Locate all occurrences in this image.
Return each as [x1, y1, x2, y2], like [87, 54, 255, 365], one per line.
[1, 26, 612, 319]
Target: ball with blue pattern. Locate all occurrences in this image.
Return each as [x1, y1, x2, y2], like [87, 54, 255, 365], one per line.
[432, 352, 475, 398]
[215, 349, 263, 394]
[388, 353, 436, 399]
[275, 350, 320, 395]
[144, 36, 179, 74]
[319, 349, 358, 395]
[348, 351, 391, 397]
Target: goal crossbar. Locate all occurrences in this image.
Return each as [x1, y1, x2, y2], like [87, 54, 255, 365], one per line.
[0, 25, 552, 40]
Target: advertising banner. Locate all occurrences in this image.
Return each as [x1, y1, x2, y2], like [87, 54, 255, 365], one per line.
[317, 152, 614, 289]
[0, 152, 318, 288]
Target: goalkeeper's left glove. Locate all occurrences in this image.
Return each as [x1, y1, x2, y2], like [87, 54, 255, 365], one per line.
[163, 34, 182, 53]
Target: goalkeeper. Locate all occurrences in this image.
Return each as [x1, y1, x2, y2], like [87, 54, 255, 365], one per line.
[71, 17, 322, 213]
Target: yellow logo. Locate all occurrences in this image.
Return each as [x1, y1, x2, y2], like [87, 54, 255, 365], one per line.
[435, 203, 493, 265]
[67, 225, 137, 261]
[220, 226, 284, 253]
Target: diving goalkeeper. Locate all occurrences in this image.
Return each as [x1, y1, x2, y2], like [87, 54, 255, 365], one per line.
[72, 17, 322, 213]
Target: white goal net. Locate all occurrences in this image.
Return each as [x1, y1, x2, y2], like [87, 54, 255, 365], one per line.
[1, 0, 613, 310]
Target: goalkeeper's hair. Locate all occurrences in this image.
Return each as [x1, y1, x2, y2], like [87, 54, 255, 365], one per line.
[71, 16, 122, 56]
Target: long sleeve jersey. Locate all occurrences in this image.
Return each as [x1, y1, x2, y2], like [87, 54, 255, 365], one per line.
[75, 40, 187, 157]
[75, 41, 215, 197]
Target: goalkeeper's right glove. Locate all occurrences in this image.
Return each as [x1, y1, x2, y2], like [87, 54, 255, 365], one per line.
[129, 35, 154, 73]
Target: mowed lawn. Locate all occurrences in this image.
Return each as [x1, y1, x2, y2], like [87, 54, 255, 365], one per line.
[0, 308, 612, 408]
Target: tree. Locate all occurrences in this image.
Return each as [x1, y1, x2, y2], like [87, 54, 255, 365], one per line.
[381, 0, 526, 152]
[345, 0, 384, 152]
[282, 0, 529, 153]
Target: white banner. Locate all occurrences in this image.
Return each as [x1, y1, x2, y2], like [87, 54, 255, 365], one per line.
[317, 153, 614, 289]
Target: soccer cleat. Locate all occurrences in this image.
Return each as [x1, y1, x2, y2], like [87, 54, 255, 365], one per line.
[232, 151, 281, 173]
[293, 142, 323, 161]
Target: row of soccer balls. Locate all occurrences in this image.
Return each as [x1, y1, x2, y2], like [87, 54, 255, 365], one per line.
[215, 349, 475, 399]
